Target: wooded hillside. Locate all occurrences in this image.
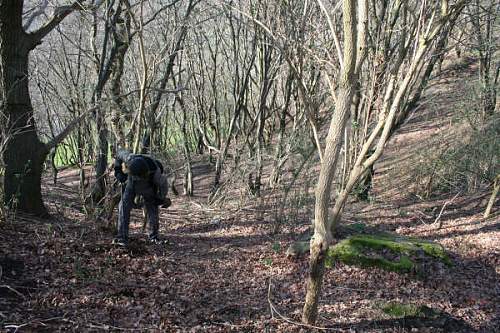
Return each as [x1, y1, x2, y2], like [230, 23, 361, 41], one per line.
[0, 0, 498, 331]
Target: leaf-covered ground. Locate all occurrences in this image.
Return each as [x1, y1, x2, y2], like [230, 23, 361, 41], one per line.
[1, 61, 499, 332]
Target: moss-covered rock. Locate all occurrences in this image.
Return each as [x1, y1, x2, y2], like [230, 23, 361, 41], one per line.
[325, 233, 451, 273]
[326, 238, 412, 273]
[368, 301, 471, 331]
[286, 231, 451, 273]
[285, 240, 310, 258]
[380, 302, 438, 319]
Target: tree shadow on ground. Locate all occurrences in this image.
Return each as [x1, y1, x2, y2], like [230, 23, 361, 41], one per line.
[355, 190, 497, 235]
[267, 232, 500, 332]
[421, 221, 499, 241]
[323, 314, 475, 332]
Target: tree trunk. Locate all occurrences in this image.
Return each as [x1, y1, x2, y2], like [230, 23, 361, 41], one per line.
[177, 96, 194, 196]
[1, 1, 100, 215]
[211, 113, 237, 197]
[270, 73, 293, 188]
[93, 107, 108, 202]
[302, 241, 327, 323]
[254, 108, 264, 197]
[0, 1, 48, 216]
[50, 148, 58, 185]
[90, 3, 119, 205]
[479, 57, 496, 117]
[269, 107, 287, 188]
[395, 7, 459, 133]
[109, 4, 131, 149]
[302, 0, 357, 324]
[484, 174, 500, 219]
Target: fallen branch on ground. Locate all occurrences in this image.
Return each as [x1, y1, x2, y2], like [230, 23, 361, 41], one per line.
[4, 316, 64, 333]
[0, 284, 25, 299]
[435, 192, 461, 229]
[267, 278, 332, 330]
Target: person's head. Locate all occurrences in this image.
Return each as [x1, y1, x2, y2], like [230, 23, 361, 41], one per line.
[126, 157, 149, 178]
[116, 149, 132, 162]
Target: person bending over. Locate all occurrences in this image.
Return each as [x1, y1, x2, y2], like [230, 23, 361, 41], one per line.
[113, 149, 170, 247]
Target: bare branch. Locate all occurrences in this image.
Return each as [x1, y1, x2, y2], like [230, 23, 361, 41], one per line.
[45, 106, 97, 151]
[435, 192, 461, 229]
[23, 0, 49, 31]
[29, 2, 83, 46]
[28, 0, 104, 47]
[0, 284, 25, 299]
[316, 0, 344, 69]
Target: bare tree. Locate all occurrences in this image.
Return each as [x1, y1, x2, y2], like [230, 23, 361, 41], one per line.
[207, 4, 258, 200]
[303, 0, 358, 323]
[0, 0, 101, 215]
[466, 0, 499, 116]
[302, 0, 470, 324]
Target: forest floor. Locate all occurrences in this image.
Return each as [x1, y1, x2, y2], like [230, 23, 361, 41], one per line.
[1, 59, 499, 333]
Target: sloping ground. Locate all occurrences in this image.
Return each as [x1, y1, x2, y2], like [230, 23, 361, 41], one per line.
[1, 59, 499, 332]
[355, 58, 500, 331]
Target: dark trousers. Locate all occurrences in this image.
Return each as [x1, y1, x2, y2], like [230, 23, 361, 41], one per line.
[117, 176, 159, 241]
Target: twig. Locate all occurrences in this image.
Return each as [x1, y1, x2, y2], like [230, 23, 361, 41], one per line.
[4, 323, 30, 333]
[415, 210, 433, 219]
[418, 217, 431, 225]
[435, 192, 461, 229]
[211, 321, 246, 328]
[329, 285, 375, 293]
[190, 201, 216, 211]
[0, 285, 26, 299]
[87, 323, 149, 331]
[4, 316, 63, 333]
[267, 278, 335, 331]
[267, 278, 274, 319]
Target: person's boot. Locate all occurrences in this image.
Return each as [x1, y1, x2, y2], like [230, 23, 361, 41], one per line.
[161, 197, 172, 208]
[149, 235, 168, 245]
[112, 237, 128, 247]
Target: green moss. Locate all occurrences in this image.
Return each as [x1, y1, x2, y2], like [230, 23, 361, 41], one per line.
[415, 241, 452, 266]
[382, 303, 421, 317]
[327, 236, 415, 273]
[380, 302, 438, 319]
[326, 233, 451, 273]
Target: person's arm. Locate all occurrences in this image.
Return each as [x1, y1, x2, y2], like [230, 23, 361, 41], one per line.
[114, 159, 128, 183]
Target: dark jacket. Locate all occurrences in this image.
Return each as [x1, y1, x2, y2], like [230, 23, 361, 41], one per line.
[114, 150, 163, 184]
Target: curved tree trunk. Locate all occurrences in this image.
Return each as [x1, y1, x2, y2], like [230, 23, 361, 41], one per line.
[302, 0, 358, 324]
